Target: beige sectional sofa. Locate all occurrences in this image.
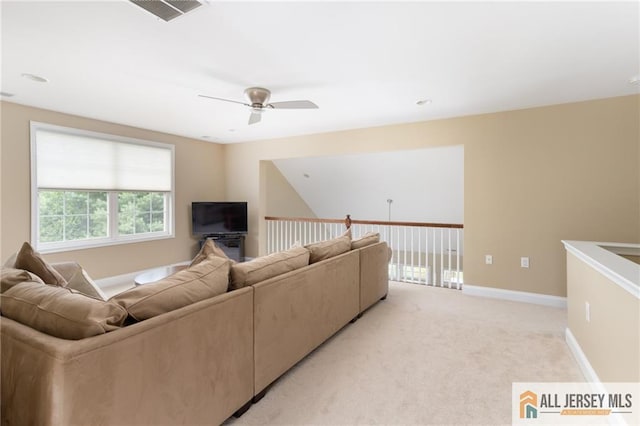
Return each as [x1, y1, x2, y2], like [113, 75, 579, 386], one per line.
[1, 234, 390, 425]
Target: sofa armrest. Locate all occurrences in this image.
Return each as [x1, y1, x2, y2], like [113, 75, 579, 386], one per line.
[358, 241, 390, 313]
[1, 286, 254, 426]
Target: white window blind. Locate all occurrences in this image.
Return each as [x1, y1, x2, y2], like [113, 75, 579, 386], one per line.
[35, 128, 172, 191]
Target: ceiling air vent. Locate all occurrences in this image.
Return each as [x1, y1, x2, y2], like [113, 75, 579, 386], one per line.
[130, 0, 203, 22]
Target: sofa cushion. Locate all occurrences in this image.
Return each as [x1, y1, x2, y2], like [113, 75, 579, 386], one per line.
[230, 246, 310, 290]
[190, 238, 230, 267]
[305, 231, 352, 264]
[1, 267, 44, 293]
[112, 255, 231, 321]
[351, 232, 381, 250]
[14, 242, 67, 286]
[0, 281, 127, 340]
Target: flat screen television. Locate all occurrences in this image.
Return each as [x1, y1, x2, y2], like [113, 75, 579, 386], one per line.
[192, 201, 248, 236]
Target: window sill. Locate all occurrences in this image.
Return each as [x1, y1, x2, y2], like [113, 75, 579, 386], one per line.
[35, 233, 175, 254]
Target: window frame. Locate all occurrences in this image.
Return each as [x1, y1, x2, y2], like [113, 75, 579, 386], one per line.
[30, 122, 175, 253]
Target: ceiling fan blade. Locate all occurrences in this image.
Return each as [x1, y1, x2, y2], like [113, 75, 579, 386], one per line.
[268, 100, 319, 109]
[248, 111, 262, 125]
[198, 94, 248, 106]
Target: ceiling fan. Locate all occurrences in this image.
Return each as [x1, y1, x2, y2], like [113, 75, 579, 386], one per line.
[198, 87, 318, 125]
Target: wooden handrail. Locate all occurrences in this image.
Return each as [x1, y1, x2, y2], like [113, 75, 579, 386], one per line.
[350, 219, 463, 229]
[264, 216, 345, 224]
[264, 215, 464, 229]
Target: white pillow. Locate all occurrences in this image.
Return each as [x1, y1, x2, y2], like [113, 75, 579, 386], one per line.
[66, 267, 108, 301]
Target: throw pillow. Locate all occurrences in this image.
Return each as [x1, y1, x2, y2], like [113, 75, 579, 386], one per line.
[230, 246, 310, 290]
[112, 255, 231, 321]
[190, 238, 230, 267]
[351, 232, 381, 250]
[66, 265, 108, 301]
[14, 242, 67, 286]
[0, 281, 127, 340]
[1, 267, 44, 293]
[305, 231, 352, 264]
[2, 252, 17, 268]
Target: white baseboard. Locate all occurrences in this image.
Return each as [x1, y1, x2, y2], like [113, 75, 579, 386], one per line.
[565, 327, 600, 383]
[564, 329, 629, 425]
[462, 284, 567, 308]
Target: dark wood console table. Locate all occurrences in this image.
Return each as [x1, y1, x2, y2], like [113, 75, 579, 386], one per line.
[200, 234, 246, 263]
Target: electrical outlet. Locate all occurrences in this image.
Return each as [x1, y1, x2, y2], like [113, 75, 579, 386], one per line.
[585, 302, 590, 323]
[520, 257, 530, 268]
[485, 255, 493, 265]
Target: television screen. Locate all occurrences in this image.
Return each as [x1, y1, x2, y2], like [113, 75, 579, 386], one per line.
[192, 202, 248, 236]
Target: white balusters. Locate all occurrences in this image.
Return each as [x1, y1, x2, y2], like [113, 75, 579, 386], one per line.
[265, 217, 463, 289]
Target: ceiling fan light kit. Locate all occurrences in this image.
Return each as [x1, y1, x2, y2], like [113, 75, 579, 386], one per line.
[245, 87, 271, 107]
[199, 86, 318, 125]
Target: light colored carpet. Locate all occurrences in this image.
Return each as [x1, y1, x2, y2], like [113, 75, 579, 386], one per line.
[225, 282, 584, 426]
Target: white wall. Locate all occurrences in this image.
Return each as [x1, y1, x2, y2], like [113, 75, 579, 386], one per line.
[273, 145, 464, 223]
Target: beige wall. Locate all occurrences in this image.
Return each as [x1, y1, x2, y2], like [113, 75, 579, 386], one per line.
[224, 95, 640, 297]
[263, 160, 316, 218]
[566, 252, 639, 381]
[0, 102, 226, 278]
[2, 96, 637, 294]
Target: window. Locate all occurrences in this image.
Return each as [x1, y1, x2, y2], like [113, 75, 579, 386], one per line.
[31, 122, 174, 252]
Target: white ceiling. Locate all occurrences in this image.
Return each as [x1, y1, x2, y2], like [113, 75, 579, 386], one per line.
[1, 1, 639, 144]
[273, 146, 464, 223]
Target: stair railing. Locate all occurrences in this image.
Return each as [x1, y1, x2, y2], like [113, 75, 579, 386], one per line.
[265, 215, 464, 289]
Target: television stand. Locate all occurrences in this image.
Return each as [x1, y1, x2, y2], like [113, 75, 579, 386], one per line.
[200, 234, 246, 263]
